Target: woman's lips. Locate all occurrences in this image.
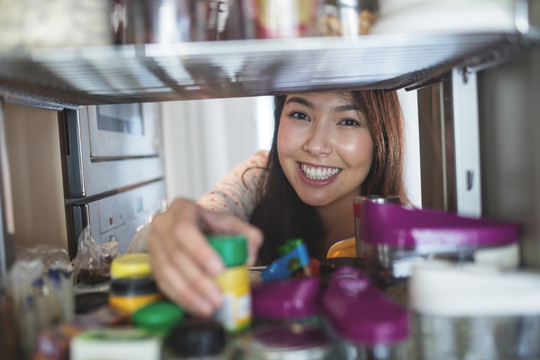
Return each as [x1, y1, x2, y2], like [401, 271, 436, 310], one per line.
[298, 162, 341, 184]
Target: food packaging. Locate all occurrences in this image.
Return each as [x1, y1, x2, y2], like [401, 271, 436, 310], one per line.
[410, 261, 540, 360]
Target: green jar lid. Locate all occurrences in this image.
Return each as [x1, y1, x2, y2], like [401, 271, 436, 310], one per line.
[132, 301, 185, 335]
[207, 234, 248, 267]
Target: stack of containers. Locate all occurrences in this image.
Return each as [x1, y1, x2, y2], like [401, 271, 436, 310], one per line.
[360, 201, 520, 306]
[321, 266, 411, 359]
[410, 261, 540, 359]
[108, 253, 162, 315]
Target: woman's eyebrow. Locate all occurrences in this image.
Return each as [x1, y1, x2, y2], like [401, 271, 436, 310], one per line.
[285, 96, 314, 108]
[334, 104, 359, 112]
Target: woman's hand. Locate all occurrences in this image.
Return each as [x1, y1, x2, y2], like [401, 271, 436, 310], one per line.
[147, 198, 263, 316]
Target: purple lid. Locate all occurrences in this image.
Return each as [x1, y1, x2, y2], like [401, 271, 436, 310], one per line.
[321, 266, 409, 344]
[252, 277, 321, 319]
[363, 202, 520, 249]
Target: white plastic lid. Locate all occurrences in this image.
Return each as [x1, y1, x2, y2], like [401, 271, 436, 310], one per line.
[409, 260, 540, 316]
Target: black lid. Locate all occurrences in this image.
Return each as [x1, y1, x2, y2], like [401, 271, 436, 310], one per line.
[168, 318, 226, 356]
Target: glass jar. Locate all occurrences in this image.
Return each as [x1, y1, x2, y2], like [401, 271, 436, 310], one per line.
[235, 323, 335, 359]
[321, 266, 411, 360]
[361, 201, 520, 307]
[410, 261, 540, 360]
[319, 0, 379, 37]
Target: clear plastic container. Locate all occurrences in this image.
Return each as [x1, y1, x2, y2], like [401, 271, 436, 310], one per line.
[361, 201, 520, 306]
[321, 266, 410, 360]
[410, 261, 540, 360]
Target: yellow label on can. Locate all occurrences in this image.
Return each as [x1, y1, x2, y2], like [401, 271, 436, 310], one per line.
[214, 265, 251, 332]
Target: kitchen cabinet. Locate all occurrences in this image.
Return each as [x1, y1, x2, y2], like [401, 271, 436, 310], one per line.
[1, 6, 540, 279]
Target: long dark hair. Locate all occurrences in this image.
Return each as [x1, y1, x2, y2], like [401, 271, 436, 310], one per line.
[249, 90, 407, 264]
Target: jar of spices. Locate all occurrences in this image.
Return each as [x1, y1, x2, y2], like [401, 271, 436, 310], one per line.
[208, 234, 251, 333]
[109, 253, 162, 314]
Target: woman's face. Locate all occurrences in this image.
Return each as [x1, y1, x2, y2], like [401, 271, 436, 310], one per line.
[277, 91, 374, 209]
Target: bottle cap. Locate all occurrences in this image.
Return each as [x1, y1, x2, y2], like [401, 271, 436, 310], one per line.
[132, 301, 185, 335]
[168, 318, 226, 356]
[110, 253, 152, 278]
[208, 234, 248, 267]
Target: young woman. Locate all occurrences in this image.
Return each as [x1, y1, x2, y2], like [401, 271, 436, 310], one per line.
[147, 90, 407, 316]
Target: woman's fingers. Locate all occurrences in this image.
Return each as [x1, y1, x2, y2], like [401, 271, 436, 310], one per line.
[147, 198, 263, 316]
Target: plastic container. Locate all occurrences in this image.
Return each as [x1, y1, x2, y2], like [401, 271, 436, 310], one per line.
[109, 253, 162, 314]
[252, 277, 322, 327]
[319, 0, 379, 37]
[361, 201, 520, 306]
[321, 266, 410, 360]
[410, 261, 540, 360]
[208, 234, 251, 333]
[235, 323, 334, 359]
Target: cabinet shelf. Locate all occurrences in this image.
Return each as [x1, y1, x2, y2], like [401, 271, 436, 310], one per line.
[0, 32, 537, 109]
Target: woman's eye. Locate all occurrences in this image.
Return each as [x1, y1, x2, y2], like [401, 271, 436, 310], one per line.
[290, 111, 310, 121]
[340, 118, 361, 127]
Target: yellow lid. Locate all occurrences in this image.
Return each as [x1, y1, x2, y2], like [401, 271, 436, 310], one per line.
[110, 253, 152, 278]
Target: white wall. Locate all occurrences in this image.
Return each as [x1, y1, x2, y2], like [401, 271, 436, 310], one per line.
[162, 91, 421, 208]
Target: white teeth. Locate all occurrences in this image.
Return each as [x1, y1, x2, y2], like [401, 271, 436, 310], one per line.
[301, 164, 341, 180]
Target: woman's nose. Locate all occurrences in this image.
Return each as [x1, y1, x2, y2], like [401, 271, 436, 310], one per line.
[302, 123, 332, 156]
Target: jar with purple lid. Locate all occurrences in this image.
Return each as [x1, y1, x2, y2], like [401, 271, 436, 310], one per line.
[361, 201, 520, 307]
[251, 277, 322, 327]
[321, 266, 411, 360]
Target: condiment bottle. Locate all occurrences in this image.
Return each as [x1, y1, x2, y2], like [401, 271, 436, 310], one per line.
[208, 234, 251, 333]
[109, 253, 162, 314]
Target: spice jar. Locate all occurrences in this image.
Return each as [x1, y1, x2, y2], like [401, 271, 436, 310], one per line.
[321, 266, 411, 360]
[410, 261, 540, 360]
[361, 201, 520, 307]
[208, 234, 251, 333]
[109, 253, 162, 314]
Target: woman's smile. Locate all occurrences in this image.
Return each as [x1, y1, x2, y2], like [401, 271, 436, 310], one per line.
[299, 162, 342, 182]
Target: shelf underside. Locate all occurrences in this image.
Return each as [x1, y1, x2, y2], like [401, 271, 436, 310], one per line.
[0, 32, 536, 108]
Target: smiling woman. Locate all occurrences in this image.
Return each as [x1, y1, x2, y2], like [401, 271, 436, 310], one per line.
[146, 89, 407, 316]
[249, 91, 406, 264]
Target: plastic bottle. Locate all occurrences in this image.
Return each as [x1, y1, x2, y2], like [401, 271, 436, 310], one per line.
[207, 234, 251, 333]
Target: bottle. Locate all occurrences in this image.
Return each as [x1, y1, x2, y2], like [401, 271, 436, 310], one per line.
[207, 234, 251, 333]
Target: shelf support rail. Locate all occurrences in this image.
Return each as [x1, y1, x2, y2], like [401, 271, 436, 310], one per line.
[0, 97, 16, 279]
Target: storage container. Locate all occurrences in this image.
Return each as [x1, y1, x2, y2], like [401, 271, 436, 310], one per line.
[319, 0, 379, 37]
[235, 323, 335, 359]
[251, 276, 322, 327]
[410, 261, 540, 360]
[208, 234, 251, 333]
[109, 253, 162, 314]
[361, 201, 520, 306]
[321, 266, 410, 360]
